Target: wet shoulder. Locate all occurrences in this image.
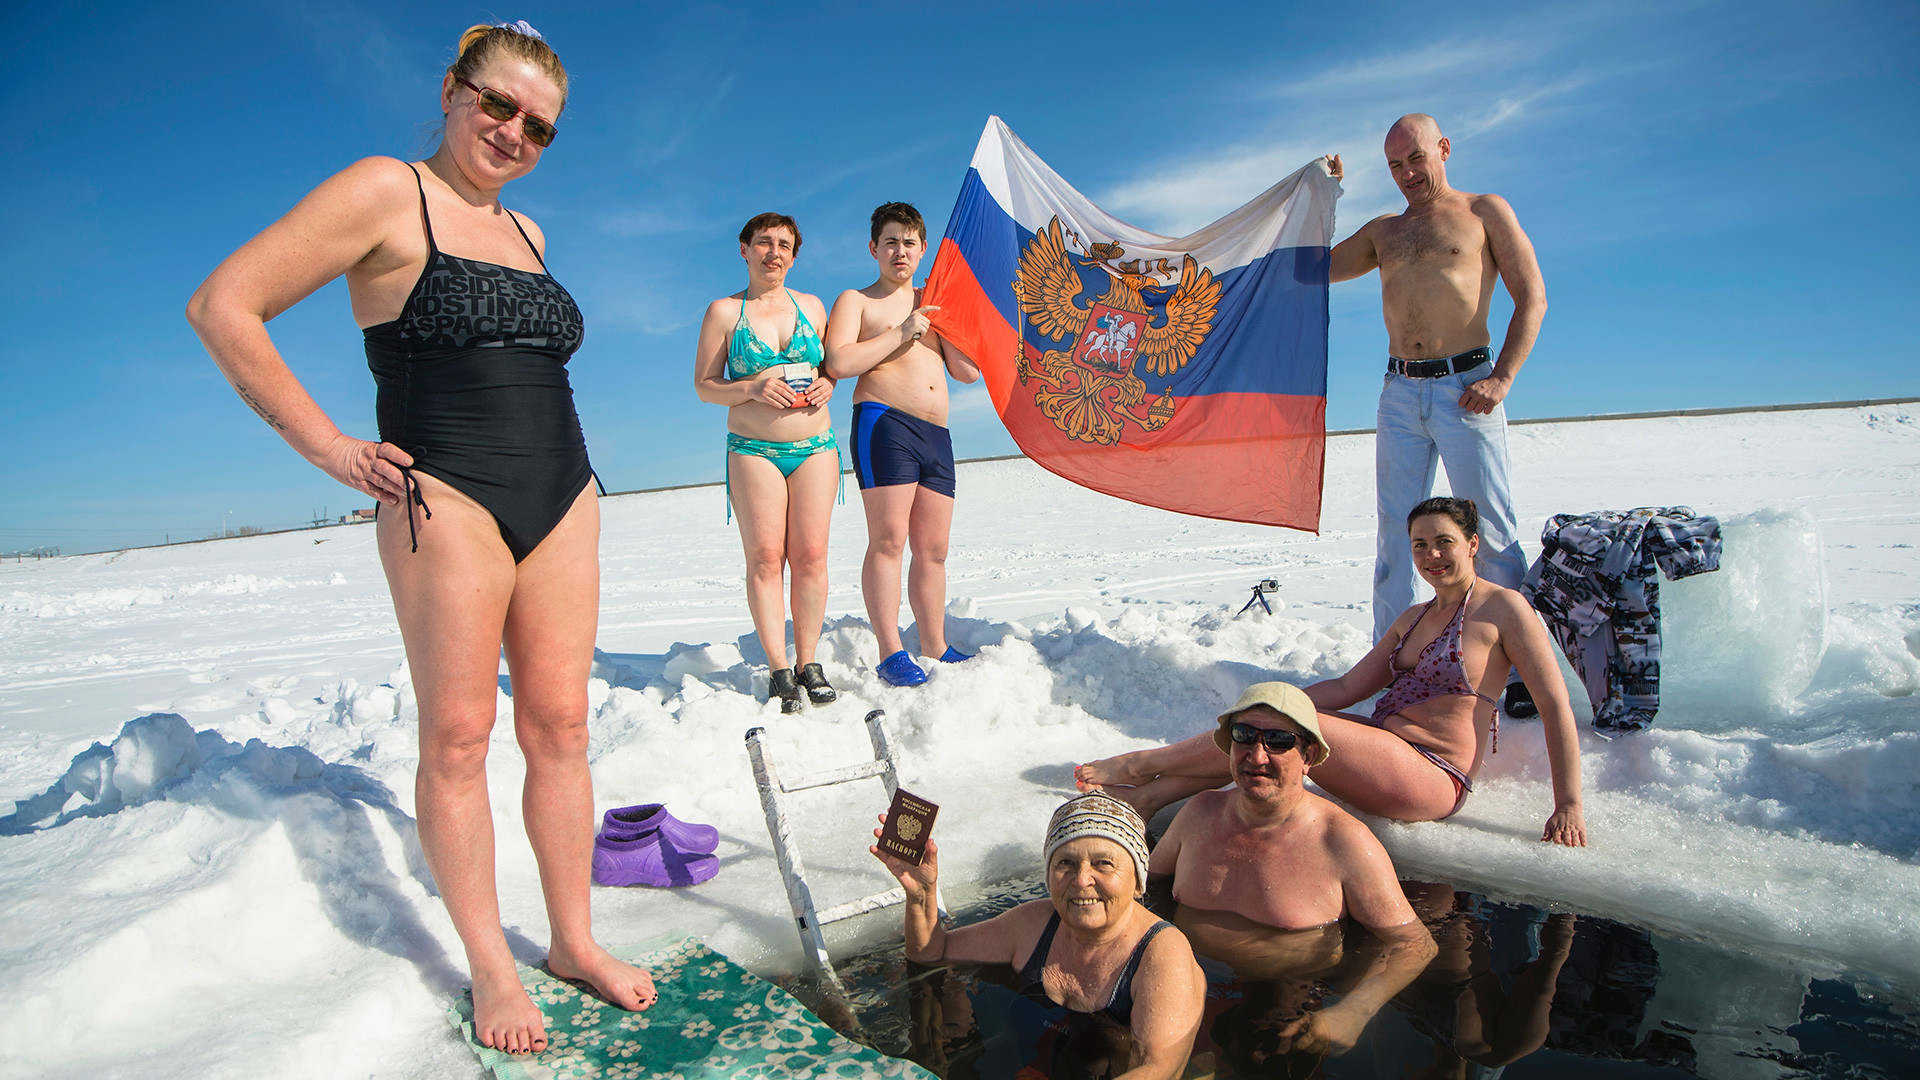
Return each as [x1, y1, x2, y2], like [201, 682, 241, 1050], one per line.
[1003, 898, 1061, 961]
[1317, 797, 1393, 867]
[1140, 913, 1196, 965]
[1181, 788, 1235, 823]
[1000, 897, 1060, 940]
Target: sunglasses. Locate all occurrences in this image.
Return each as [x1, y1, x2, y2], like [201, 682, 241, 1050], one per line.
[458, 79, 557, 147]
[1229, 723, 1302, 754]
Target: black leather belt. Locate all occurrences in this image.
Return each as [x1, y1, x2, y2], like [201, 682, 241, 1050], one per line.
[1387, 347, 1492, 378]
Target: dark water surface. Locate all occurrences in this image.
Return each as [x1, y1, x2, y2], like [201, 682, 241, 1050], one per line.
[780, 877, 1920, 1080]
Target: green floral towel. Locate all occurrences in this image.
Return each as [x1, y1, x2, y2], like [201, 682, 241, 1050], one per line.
[447, 930, 932, 1080]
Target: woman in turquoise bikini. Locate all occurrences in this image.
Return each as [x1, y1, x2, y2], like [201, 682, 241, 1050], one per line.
[695, 213, 841, 712]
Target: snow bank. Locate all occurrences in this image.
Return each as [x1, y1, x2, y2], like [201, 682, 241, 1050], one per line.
[0, 404, 1915, 1078]
[0, 714, 478, 1079]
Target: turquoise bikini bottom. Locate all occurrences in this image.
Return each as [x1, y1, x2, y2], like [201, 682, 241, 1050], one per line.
[725, 430, 844, 522]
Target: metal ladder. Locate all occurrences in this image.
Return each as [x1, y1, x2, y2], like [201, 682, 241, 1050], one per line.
[744, 708, 941, 994]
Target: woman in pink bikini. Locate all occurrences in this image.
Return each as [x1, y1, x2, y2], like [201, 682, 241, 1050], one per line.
[1077, 497, 1587, 847]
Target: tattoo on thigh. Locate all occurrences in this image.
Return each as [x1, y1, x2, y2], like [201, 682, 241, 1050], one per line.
[235, 383, 287, 432]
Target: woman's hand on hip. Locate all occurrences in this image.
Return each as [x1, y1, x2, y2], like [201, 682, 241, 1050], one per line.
[317, 433, 414, 505]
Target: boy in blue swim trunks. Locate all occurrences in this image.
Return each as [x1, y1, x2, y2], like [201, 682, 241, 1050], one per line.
[824, 203, 981, 686]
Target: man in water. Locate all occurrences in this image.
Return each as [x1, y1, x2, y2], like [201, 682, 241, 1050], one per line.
[1327, 114, 1546, 715]
[1147, 682, 1435, 1052]
[825, 203, 981, 686]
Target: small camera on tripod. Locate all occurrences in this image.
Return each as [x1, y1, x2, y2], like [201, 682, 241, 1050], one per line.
[1239, 579, 1281, 615]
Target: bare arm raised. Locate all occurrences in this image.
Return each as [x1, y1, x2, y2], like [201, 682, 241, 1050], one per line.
[1322, 159, 1382, 284]
[870, 826, 1036, 968]
[1327, 217, 1385, 285]
[1459, 194, 1546, 414]
[185, 156, 423, 505]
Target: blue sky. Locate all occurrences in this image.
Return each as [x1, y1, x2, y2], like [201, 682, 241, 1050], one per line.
[5, 1, 1916, 554]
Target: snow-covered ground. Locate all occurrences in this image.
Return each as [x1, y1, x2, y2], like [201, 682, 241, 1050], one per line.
[2, 404, 1917, 1079]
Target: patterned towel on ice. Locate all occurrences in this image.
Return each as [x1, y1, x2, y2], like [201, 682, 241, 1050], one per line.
[447, 930, 932, 1079]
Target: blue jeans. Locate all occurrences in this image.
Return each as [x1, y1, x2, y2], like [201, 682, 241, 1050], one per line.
[1373, 360, 1528, 642]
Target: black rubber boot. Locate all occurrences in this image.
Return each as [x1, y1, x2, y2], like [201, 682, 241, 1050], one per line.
[796, 662, 837, 705]
[1504, 681, 1538, 720]
[769, 668, 804, 714]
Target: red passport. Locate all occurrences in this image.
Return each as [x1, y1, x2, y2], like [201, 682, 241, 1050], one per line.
[877, 788, 938, 866]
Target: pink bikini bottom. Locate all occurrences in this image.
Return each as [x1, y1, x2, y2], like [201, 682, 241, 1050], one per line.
[1410, 743, 1472, 818]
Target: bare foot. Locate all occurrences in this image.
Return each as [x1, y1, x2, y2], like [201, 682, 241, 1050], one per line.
[472, 964, 548, 1055]
[1075, 752, 1149, 791]
[549, 942, 659, 1012]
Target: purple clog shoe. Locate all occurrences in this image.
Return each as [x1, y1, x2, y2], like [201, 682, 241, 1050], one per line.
[592, 830, 719, 888]
[599, 803, 720, 852]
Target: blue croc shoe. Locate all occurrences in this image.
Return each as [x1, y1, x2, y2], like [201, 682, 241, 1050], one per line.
[876, 650, 929, 687]
[938, 647, 973, 663]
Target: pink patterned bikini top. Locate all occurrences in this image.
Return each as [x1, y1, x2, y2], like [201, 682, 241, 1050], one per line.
[1372, 583, 1500, 751]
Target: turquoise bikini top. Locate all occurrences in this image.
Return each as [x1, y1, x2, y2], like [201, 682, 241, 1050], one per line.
[727, 290, 823, 379]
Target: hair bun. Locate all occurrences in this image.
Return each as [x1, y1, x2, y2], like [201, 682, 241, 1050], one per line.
[455, 24, 494, 60]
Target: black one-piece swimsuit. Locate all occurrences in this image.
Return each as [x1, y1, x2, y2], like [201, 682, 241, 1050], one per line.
[363, 164, 592, 562]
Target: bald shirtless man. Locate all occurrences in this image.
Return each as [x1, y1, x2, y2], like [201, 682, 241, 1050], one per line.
[1147, 682, 1435, 1053]
[1328, 114, 1545, 713]
[825, 203, 981, 686]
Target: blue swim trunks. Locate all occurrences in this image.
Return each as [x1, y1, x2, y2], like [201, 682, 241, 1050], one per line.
[851, 401, 956, 498]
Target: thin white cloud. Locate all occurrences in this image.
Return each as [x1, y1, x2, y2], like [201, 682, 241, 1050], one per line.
[1095, 11, 1643, 237]
[1260, 36, 1533, 98]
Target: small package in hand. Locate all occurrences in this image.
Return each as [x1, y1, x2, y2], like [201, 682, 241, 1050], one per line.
[778, 362, 815, 401]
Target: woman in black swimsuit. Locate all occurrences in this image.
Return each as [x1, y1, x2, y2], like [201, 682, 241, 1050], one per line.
[187, 22, 652, 1056]
[871, 793, 1206, 1080]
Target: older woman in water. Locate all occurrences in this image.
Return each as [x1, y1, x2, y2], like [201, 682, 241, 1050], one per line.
[871, 792, 1205, 1080]
[187, 22, 653, 1054]
[1078, 496, 1587, 846]
[694, 214, 840, 713]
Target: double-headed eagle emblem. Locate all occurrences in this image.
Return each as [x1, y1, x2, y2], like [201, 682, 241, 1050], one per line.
[1012, 217, 1221, 444]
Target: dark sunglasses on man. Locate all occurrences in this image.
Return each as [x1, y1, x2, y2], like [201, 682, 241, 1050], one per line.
[458, 79, 558, 147]
[1228, 722, 1302, 754]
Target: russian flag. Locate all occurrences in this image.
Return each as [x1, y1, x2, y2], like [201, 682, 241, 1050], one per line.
[923, 116, 1339, 532]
